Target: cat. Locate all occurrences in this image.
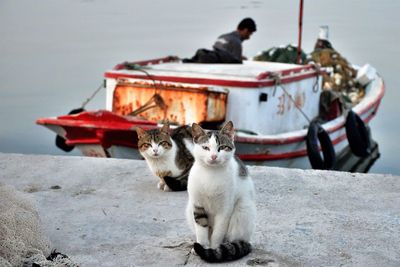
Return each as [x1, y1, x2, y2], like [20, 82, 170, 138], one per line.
[186, 121, 256, 263]
[136, 122, 194, 191]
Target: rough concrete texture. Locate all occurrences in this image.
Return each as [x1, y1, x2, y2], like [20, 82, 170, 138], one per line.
[0, 153, 399, 267]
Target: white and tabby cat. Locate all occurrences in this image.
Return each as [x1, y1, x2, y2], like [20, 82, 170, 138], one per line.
[136, 122, 194, 191]
[186, 121, 256, 262]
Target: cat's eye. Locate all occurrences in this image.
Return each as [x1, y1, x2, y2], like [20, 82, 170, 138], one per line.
[202, 145, 210, 151]
[159, 141, 169, 146]
[219, 145, 231, 151]
[141, 143, 151, 149]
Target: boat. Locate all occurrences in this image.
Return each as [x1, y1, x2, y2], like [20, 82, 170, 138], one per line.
[36, 53, 384, 172]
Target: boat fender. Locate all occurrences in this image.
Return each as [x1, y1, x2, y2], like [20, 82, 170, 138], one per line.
[306, 121, 336, 170]
[345, 110, 371, 157]
[55, 108, 85, 152]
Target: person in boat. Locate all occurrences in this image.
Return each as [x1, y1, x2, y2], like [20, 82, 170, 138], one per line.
[213, 17, 257, 62]
[183, 17, 257, 64]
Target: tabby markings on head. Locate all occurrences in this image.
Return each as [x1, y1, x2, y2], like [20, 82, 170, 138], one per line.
[137, 123, 172, 157]
[191, 121, 247, 176]
[136, 122, 194, 191]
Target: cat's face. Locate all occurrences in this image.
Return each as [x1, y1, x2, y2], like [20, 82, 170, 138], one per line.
[191, 121, 235, 166]
[136, 123, 172, 159]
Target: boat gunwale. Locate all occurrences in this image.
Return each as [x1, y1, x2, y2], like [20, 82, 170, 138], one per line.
[105, 56, 320, 88]
[104, 71, 319, 88]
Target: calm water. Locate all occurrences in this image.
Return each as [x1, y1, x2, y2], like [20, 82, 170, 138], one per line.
[1, 0, 399, 175]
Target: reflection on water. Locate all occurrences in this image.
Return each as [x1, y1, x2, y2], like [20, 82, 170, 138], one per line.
[0, 0, 399, 175]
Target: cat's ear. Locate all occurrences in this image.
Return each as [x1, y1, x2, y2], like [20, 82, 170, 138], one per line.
[192, 123, 206, 143]
[220, 121, 235, 140]
[161, 121, 170, 134]
[135, 127, 147, 139]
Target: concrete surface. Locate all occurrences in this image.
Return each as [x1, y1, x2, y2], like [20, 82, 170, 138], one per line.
[0, 153, 399, 267]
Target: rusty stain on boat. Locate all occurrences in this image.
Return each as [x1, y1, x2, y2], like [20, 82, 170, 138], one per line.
[112, 81, 228, 125]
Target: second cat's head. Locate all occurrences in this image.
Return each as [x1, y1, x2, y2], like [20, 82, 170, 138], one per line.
[191, 121, 235, 166]
[136, 123, 172, 159]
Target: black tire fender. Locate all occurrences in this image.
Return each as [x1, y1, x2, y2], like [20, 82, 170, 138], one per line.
[55, 108, 85, 152]
[345, 110, 371, 157]
[306, 121, 336, 170]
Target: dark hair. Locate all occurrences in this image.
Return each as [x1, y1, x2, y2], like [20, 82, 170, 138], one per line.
[238, 18, 256, 32]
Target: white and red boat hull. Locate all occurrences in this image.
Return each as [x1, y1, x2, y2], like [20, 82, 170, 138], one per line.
[36, 57, 384, 170]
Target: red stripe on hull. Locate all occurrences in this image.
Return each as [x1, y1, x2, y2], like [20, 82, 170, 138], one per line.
[104, 71, 318, 88]
[238, 130, 349, 161]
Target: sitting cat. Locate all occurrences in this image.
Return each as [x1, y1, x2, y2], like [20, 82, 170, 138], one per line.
[186, 121, 256, 262]
[136, 122, 194, 191]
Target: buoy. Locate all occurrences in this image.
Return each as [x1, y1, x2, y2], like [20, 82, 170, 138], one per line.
[345, 110, 371, 157]
[306, 121, 336, 170]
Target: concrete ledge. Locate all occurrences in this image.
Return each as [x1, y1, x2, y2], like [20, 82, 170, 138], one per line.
[0, 153, 399, 266]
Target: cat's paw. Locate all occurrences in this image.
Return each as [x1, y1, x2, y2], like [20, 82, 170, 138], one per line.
[157, 181, 165, 190]
[190, 247, 198, 255]
[163, 184, 172, 192]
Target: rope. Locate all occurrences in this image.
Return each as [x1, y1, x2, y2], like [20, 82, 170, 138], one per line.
[270, 72, 312, 123]
[122, 63, 166, 116]
[81, 82, 104, 109]
[311, 64, 321, 93]
[79, 63, 165, 114]
[123, 63, 160, 94]
[128, 94, 166, 116]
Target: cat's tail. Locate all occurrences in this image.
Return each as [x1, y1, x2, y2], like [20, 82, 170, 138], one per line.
[163, 172, 188, 191]
[193, 240, 252, 263]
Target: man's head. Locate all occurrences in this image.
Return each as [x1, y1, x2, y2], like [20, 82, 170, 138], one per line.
[237, 18, 257, 41]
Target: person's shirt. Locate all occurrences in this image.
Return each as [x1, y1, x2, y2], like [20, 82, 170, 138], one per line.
[213, 31, 242, 62]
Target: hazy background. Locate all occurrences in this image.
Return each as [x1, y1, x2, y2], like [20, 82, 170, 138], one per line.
[1, 0, 399, 175]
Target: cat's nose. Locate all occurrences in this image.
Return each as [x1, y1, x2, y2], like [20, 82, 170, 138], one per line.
[211, 154, 217, 160]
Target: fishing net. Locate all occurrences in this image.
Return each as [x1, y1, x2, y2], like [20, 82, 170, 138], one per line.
[0, 184, 78, 267]
[307, 48, 365, 104]
[253, 44, 307, 64]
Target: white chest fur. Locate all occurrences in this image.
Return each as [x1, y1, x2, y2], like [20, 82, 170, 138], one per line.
[188, 159, 238, 212]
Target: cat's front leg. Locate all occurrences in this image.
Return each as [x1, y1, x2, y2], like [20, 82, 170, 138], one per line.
[210, 213, 230, 249]
[157, 179, 166, 190]
[156, 171, 172, 191]
[157, 179, 171, 191]
[193, 206, 210, 247]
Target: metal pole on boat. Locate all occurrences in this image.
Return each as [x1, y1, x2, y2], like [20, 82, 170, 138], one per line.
[297, 0, 304, 64]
